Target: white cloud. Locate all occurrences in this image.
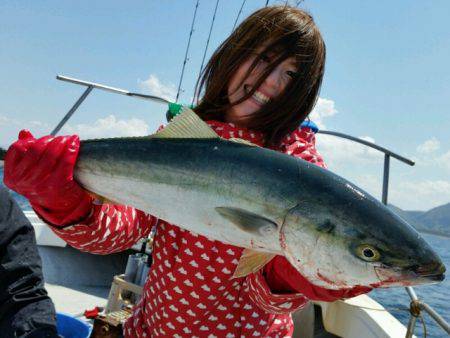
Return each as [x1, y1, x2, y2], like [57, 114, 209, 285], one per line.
[347, 173, 382, 200]
[0, 115, 22, 128]
[0, 113, 150, 147]
[138, 74, 177, 102]
[390, 179, 450, 211]
[411, 140, 450, 173]
[318, 149, 450, 210]
[310, 98, 379, 164]
[310, 97, 338, 129]
[61, 115, 149, 139]
[316, 133, 382, 170]
[436, 150, 450, 171]
[317, 137, 450, 210]
[417, 137, 440, 154]
[306, 99, 450, 211]
[0, 115, 13, 126]
[0, 114, 51, 148]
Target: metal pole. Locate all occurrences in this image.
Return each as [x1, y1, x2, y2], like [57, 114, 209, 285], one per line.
[420, 302, 450, 334]
[377, 147, 423, 338]
[382, 154, 390, 205]
[57, 75, 169, 104]
[318, 130, 415, 166]
[405, 315, 417, 338]
[50, 86, 93, 136]
[406, 286, 418, 301]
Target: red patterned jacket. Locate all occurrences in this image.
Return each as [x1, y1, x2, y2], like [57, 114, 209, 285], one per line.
[51, 121, 365, 337]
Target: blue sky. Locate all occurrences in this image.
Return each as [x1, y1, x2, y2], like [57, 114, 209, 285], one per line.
[1, 0, 449, 210]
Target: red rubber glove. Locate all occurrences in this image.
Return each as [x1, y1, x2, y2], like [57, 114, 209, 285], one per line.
[3, 130, 93, 227]
[264, 256, 372, 302]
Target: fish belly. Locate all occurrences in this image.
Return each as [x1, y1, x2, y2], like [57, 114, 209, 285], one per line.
[77, 169, 280, 253]
[74, 139, 296, 253]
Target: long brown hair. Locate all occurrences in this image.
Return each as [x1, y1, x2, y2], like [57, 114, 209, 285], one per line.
[194, 5, 326, 147]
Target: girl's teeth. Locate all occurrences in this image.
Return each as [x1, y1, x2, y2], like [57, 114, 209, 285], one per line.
[252, 91, 269, 104]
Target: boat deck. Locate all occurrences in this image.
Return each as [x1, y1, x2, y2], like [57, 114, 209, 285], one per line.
[45, 283, 109, 316]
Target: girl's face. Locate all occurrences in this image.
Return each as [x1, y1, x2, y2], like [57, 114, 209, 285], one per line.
[226, 51, 298, 126]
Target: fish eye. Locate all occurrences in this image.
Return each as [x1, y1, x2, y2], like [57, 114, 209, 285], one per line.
[356, 244, 381, 262]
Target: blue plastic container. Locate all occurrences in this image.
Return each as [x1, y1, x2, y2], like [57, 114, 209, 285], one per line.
[56, 312, 92, 338]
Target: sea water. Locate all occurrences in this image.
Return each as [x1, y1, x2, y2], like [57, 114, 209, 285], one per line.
[1, 169, 449, 336]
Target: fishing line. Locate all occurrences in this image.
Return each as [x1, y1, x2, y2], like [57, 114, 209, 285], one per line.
[342, 302, 409, 313]
[192, 0, 220, 106]
[231, 0, 247, 32]
[176, 0, 200, 102]
[343, 304, 387, 312]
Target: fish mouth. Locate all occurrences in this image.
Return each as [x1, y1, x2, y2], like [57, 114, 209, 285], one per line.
[422, 273, 445, 282]
[374, 262, 446, 287]
[410, 262, 446, 282]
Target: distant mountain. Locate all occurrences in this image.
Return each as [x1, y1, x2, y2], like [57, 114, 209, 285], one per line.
[388, 203, 450, 237]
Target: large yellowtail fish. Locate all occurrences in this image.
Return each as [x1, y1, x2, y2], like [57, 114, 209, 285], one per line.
[68, 109, 445, 289]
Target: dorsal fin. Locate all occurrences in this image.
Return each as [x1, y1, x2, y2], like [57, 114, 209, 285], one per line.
[228, 138, 260, 147]
[150, 107, 219, 139]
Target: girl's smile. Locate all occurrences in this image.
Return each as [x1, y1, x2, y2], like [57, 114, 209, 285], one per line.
[225, 51, 298, 126]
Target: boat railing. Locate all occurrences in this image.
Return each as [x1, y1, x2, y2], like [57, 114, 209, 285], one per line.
[51, 75, 170, 136]
[53, 74, 450, 337]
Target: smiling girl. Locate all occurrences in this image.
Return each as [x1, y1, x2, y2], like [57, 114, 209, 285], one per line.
[4, 5, 369, 337]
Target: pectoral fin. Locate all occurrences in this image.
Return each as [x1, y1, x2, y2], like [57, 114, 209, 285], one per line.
[232, 249, 276, 278]
[215, 207, 278, 236]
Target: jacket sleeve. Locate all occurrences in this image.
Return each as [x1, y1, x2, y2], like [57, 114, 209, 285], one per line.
[49, 201, 158, 255]
[247, 127, 371, 314]
[0, 186, 58, 337]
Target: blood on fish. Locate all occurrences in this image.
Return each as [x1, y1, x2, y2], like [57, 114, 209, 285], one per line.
[370, 276, 400, 288]
[370, 282, 384, 288]
[343, 284, 372, 294]
[317, 271, 347, 288]
[370, 277, 416, 288]
[317, 272, 334, 285]
[279, 231, 287, 251]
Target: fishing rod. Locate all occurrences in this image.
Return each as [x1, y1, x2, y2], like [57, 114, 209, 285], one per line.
[193, 0, 220, 106]
[176, 0, 200, 103]
[232, 0, 247, 32]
